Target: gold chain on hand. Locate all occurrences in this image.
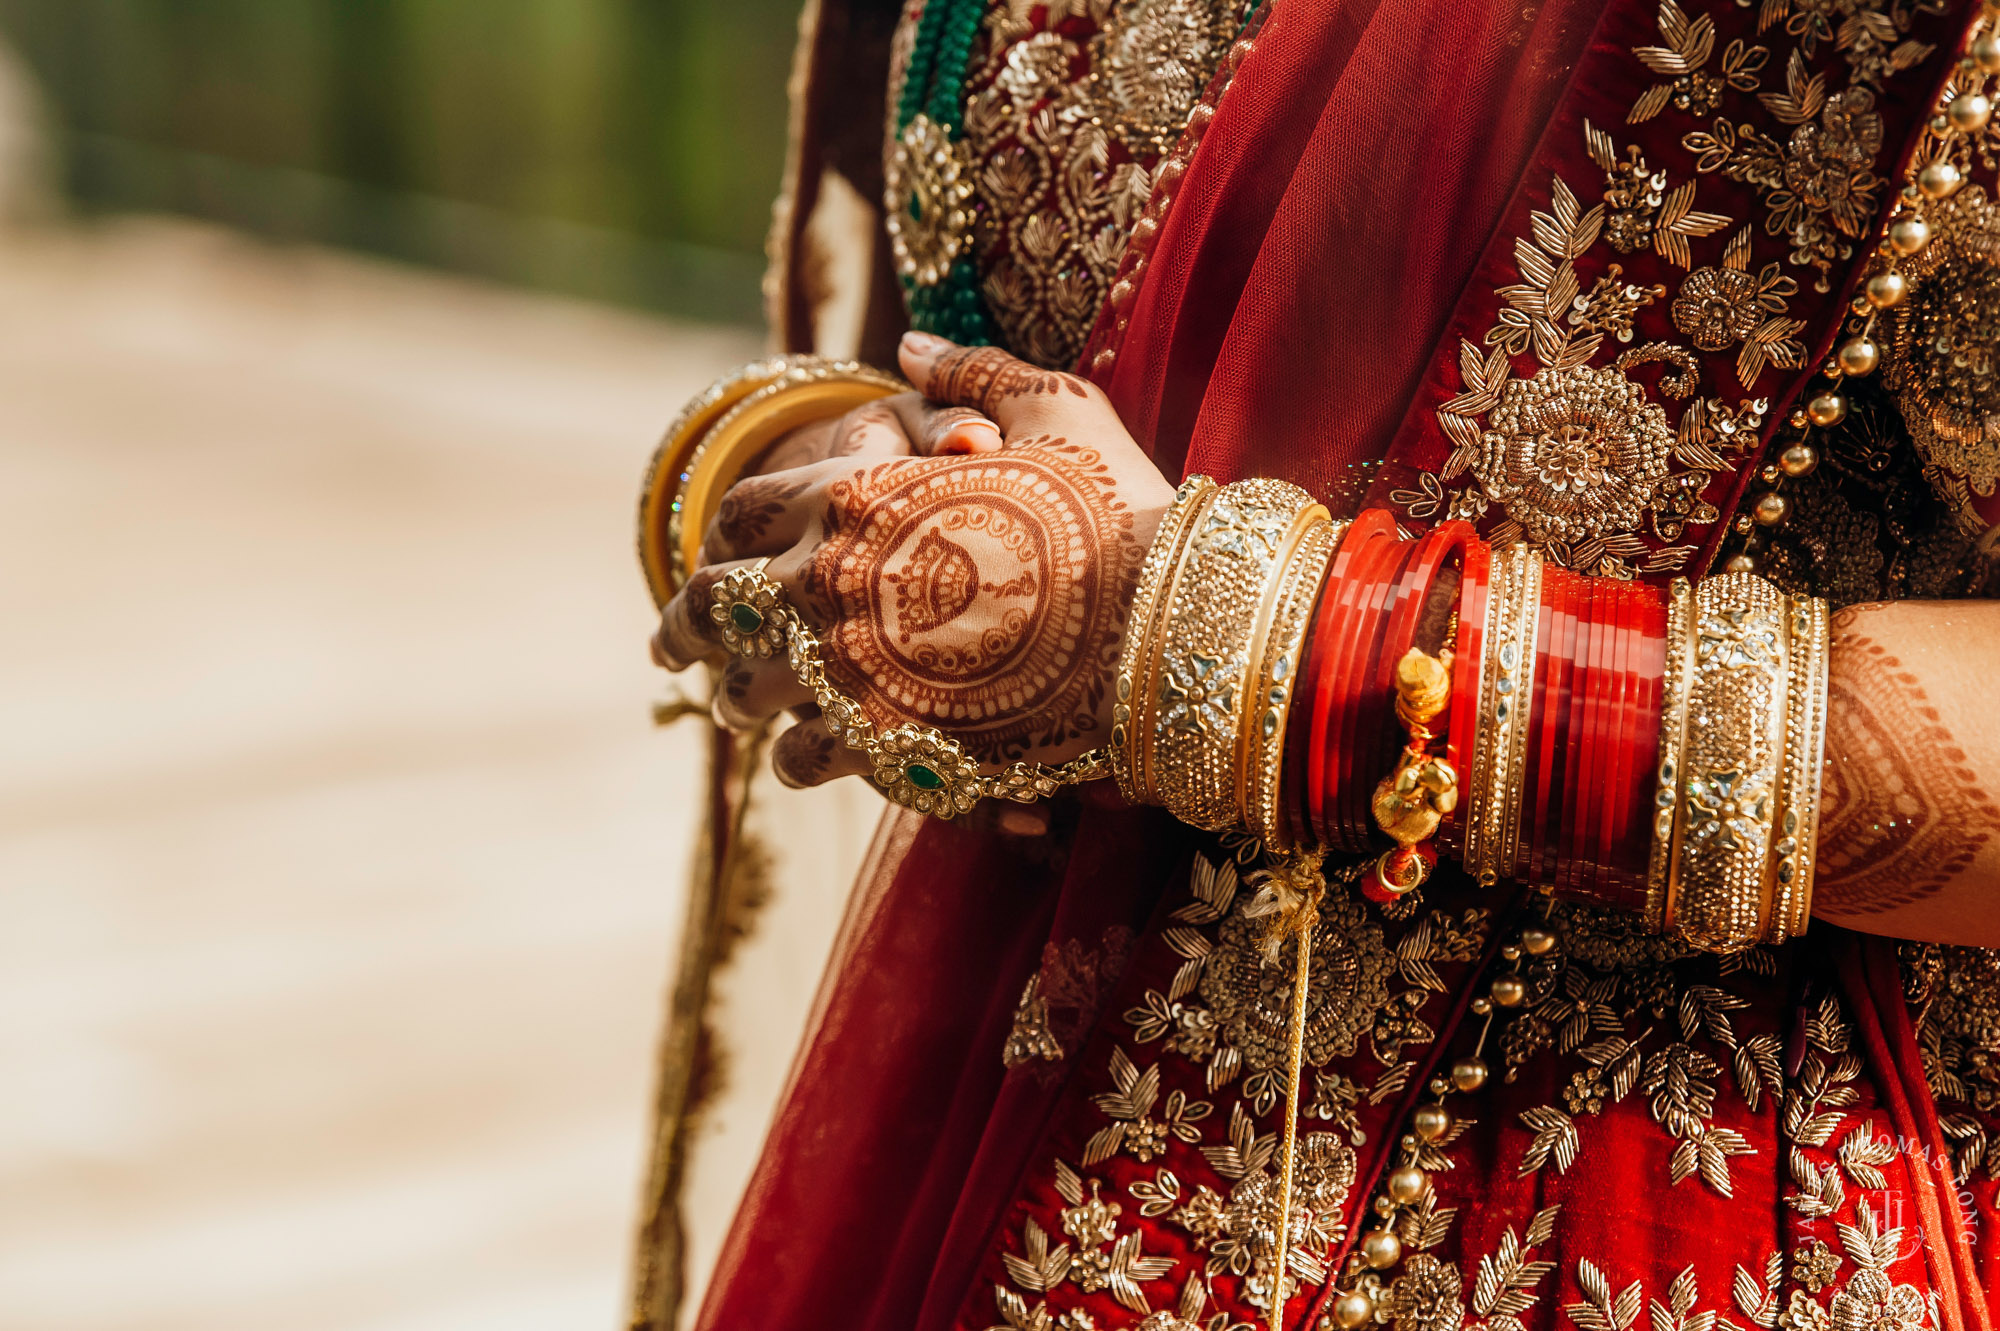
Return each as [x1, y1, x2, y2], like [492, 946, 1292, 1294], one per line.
[711, 564, 1108, 819]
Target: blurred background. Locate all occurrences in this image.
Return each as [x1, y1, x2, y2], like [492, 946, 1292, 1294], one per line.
[0, 3, 806, 1328]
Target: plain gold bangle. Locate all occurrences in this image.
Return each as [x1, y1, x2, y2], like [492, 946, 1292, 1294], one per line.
[1770, 591, 1831, 943]
[636, 356, 905, 606]
[1242, 517, 1342, 848]
[1646, 577, 1696, 933]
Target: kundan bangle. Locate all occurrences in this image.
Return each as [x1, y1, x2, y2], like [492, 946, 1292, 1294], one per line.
[1149, 479, 1327, 831]
[1669, 572, 1789, 951]
[1652, 572, 1830, 952]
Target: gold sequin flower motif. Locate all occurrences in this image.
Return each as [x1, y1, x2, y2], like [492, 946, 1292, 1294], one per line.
[1474, 366, 1676, 552]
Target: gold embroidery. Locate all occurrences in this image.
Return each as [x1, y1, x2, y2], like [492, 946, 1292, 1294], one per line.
[1628, 0, 1769, 124]
[1086, 1046, 1215, 1164]
[1683, 70, 1885, 290]
[1001, 1158, 1180, 1317]
[1492, 904, 1772, 1195]
[1672, 228, 1807, 386]
[1882, 182, 2000, 506]
[1331, 1205, 1561, 1331]
[1007, 973, 1068, 1066]
[1435, 172, 1770, 575]
[1906, 942, 2000, 1180]
[962, 0, 1236, 369]
[1585, 119, 1733, 266]
[1426, 0, 1942, 568]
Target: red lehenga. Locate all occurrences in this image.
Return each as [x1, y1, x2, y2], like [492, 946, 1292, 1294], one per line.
[648, 2, 2000, 1330]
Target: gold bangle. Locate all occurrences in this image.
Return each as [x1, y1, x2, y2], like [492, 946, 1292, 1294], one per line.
[1646, 577, 1696, 933]
[1668, 572, 1789, 952]
[637, 356, 905, 606]
[1112, 477, 1219, 805]
[1152, 478, 1324, 832]
[1463, 543, 1543, 886]
[1770, 592, 1831, 943]
[1243, 517, 1343, 848]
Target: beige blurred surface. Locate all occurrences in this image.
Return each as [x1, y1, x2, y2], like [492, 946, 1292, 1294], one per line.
[0, 216, 763, 1331]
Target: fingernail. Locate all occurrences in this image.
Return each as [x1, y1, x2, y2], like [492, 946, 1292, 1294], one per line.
[939, 421, 1004, 454]
[998, 807, 1048, 837]
[901, 330, 949, 357]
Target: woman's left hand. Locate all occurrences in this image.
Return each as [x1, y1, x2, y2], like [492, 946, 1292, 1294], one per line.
[653, 332, 1176, 790]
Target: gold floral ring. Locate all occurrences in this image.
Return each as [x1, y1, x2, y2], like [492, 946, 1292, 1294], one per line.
[707, 564, 1108, 818]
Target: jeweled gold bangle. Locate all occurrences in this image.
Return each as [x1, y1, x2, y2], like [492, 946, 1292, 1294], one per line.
[637, 356, 906, 606]
[1770, 592, 1831, 943]
[1645, 577, 1696, 933]
[1242, 517, 1342, 848]
[1463, 543, 1543, 886]
[1667, 572, 1789, 952]
[1112, 476, 1219, 805]
[1151, 478, 1322, 832]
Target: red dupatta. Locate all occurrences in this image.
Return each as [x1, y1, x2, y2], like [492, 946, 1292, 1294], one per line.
[691, 4, 1986, 1331]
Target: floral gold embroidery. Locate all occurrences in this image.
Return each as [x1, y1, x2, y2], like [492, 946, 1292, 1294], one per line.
[961, 0, 1237, 369]
[1683, 63, 1885, 288]
[1435, 170, 1772, 575]
[1628, 0, 1769, 124]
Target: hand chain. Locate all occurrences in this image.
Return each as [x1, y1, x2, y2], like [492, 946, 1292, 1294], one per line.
[711, 564, 1108, 819]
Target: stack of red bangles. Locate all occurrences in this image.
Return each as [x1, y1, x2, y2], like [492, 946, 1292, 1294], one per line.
[1286, 513, 1668, 914]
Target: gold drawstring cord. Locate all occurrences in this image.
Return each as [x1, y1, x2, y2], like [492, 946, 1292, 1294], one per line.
[1270, 894, 1317, 1331]
[1245, 849, 1329, 1331]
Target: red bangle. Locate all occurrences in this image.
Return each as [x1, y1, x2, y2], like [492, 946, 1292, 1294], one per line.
[1325, 532, 1411, 850]
[1570, 581, 1613, 896]
[1440, 540, 1492, 859]
[1590, 582, 1641, 896]
[1553, 578, 1595, 897]
[1353, 522, 1474, 852]
[1528, 566, 1580, 888]
[1603, 583, 1669, 897]
[1294, 511, 1397, 848]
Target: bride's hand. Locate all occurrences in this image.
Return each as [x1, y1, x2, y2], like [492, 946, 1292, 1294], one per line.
[653, 333, 1177, 789]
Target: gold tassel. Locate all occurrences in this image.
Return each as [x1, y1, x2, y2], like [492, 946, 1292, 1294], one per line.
[1245, 850, 1328, 1331]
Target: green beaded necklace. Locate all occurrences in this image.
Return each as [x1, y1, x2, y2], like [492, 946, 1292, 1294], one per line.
[886, 0, 997, 345]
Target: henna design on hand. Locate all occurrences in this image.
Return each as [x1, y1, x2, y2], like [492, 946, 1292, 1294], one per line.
[1815, 610, 2000, 917]
[927, 345, 1091, 415]
[803, 437, 1144, 764]
[833, 402, 905, 456]
[774, 723, 840, 787]
[709, 473, 812, 559]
